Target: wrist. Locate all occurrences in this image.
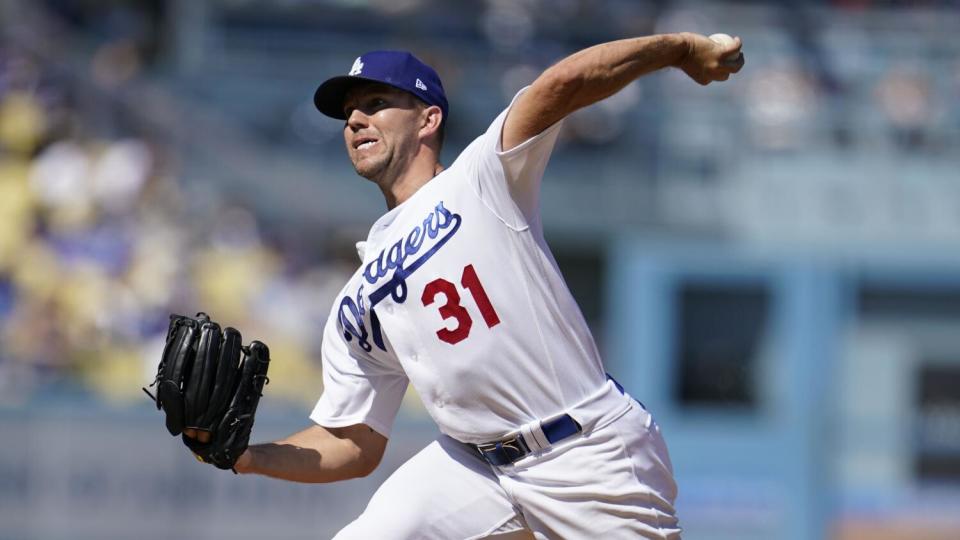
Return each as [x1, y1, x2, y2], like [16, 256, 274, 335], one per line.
[233, 448, 254, 474]
[671, 32, 695, 67]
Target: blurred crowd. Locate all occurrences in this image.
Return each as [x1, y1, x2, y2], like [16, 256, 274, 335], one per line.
[174, 0, 960, 160]
[0, 41, 356, 407]
[2, 0, 960, 408]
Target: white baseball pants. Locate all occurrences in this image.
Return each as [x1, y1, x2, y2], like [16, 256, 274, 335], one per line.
[333, 386, 681, 539]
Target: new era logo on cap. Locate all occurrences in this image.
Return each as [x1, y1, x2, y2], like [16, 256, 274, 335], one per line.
[314, 50, 449, 121]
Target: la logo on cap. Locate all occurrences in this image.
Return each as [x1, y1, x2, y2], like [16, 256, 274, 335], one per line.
[349, 57, 364, 76]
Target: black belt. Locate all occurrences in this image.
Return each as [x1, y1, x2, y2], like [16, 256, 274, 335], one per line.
[471, 414, 582, 467]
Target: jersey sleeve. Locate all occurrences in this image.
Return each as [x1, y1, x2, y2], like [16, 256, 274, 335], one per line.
[469, 86, 565, 229]
[309, 317, 409, 438]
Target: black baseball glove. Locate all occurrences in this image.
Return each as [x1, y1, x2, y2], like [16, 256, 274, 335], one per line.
[144, 313, 270, 472]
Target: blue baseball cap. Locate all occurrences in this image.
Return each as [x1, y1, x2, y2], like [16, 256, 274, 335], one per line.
[314, 50, 448, 121]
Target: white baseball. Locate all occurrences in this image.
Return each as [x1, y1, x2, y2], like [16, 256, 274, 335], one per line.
[709, 33, 736, 47]
[709, 33, 741, 65]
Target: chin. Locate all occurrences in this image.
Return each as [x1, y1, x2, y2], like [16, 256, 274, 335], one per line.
[352, 160, 385, 181]
[353, 159, 386, 180]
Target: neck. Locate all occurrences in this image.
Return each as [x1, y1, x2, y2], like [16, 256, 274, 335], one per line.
[379, 157, 444, 210]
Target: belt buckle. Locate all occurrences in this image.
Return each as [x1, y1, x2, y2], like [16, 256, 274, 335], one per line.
[475, 441, 498, 454]
[476, 435, 530, 466]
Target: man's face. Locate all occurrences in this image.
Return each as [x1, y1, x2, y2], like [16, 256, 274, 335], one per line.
[342, 83, 424, 181]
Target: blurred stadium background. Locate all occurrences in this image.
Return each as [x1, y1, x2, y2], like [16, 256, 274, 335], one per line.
[1, 0, 959, 539]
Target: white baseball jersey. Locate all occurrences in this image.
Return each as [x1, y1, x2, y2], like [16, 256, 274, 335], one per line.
[310, 88, 608, 444]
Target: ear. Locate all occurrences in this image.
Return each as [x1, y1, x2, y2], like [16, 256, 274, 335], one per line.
[418, 105, 443, 141]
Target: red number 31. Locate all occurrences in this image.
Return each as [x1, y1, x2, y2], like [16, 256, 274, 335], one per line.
[421, 264, 501, 345]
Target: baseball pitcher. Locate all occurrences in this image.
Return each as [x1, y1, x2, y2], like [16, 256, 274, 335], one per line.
[181, 32, 743, 539]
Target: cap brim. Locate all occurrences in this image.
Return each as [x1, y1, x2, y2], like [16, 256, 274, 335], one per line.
[314, 76, 383, 120]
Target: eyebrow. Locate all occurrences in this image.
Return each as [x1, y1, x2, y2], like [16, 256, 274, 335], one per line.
[344, 89, 389, 111]
[345, 88, 416, 118]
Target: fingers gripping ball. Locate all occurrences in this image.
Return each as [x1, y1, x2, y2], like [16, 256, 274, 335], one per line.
[709, 33, 743, 66]
[708, 33, 736, 46]
[145, 313, 271, 472]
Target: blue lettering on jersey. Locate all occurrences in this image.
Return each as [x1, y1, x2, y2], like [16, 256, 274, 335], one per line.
[365, 202, 461, 305]
[338, 284, 387, 353]
[337, 201, 462, 353]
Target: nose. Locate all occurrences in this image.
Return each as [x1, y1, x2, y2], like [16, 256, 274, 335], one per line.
[346, 108, 368, 132]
